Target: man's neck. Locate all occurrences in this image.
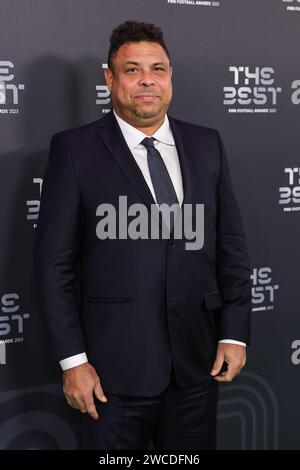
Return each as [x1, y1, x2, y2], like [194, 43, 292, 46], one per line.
[113, 108, 166, 136]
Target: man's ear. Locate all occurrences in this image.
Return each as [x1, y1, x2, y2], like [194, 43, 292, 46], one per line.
[104, 68, 113, 91]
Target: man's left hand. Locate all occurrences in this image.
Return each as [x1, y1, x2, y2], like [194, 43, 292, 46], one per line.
[210, 343, 246, 382]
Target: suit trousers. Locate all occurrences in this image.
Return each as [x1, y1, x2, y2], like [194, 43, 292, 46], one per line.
[80, 365, 219, 450]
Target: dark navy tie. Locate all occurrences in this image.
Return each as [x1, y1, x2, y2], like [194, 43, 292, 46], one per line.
[140, 136, 179, 234]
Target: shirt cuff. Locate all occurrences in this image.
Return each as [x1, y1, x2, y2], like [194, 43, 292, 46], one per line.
[218, 339, 246, 347]
[59, 352, 88, 371]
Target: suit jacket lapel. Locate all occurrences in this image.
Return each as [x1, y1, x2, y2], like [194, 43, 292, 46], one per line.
[97, 110, 157, 205]
[168, 113, 194, 208]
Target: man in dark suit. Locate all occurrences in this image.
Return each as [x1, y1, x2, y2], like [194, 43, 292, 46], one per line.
[34, 20, 251, 450]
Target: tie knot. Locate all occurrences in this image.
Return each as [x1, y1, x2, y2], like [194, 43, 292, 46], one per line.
[141, 137, 155, 148]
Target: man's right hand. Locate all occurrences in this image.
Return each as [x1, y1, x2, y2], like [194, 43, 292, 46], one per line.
[62, 362, 108, 420]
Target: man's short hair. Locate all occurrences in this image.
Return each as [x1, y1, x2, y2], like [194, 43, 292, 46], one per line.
[107, 20, 171, 71]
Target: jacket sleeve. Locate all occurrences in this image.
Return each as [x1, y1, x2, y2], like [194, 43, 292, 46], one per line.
[215, 131, 251, 345]
[34, 132, 87, 362]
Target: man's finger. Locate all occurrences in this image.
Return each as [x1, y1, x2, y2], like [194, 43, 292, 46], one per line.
[213, 372, 233, 382]
[84, 398, 99, 420]
[78, 397, 88, 413]
[70, 402, 81, 410]
[214, 365, 240, 382]
[65, 395, 80, 410]
[94, 379, 108, 403]
[210, 353, 225, 376]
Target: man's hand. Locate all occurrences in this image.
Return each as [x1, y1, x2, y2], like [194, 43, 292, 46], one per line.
[63, 362, 108, 420]
[210, 343, 246, 382]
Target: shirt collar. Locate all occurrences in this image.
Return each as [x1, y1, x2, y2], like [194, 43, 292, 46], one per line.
[113, 108, 175, 151]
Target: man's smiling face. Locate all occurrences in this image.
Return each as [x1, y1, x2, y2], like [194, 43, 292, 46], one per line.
[104, 40, 173, 129]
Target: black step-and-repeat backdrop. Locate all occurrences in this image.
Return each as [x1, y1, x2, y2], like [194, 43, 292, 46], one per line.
[1, 0, 299, 450]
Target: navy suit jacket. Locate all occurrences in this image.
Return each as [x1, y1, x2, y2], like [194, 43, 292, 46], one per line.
[34, 109, 251, 396]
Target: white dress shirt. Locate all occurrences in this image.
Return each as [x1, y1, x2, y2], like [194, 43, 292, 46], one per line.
[59, 109, 245, 371]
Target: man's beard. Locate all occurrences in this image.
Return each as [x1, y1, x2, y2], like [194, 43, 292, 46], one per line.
[132, 104, 163, 120]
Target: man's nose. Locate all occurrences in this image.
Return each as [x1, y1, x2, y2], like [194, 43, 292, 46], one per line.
[138, 71, 155, 86]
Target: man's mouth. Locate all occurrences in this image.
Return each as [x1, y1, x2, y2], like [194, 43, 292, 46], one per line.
[134, 94, 159, 101]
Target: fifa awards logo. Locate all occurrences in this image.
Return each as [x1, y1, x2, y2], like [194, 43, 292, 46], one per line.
[282, 0, 300, 11]
[0, 343, 5, 364]
[251, 267, 279, 312]
[0, 293, 30, 347]
[166, 0, 221, 7]
[223, 66, 282, 114]
[0, 61, 25, 114]
[26, 178, 43, 228]
[279, 168, 300, 212]
[96, 63, 111, 113]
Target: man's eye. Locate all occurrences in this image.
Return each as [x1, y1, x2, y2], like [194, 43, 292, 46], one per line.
[127, 68, 138, 72]
[154, 67, 164, 71]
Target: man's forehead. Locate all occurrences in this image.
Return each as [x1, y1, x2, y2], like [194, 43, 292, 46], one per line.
[116, 42, 169, 62]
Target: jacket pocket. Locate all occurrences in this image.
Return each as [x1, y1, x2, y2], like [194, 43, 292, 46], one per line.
[202, 290, 222, 311]
[87, 296, 133, 303]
